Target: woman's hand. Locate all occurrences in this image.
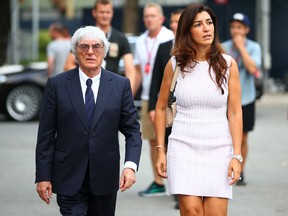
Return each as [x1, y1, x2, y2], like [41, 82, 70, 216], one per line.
[228, 159, 242, 185]
[155, 148, 168, 178]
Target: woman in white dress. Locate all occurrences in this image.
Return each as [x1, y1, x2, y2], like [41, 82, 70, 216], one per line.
[155, 4, 242, 216]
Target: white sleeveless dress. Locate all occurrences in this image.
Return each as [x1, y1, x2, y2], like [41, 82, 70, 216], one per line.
[167, 54, 233, 199]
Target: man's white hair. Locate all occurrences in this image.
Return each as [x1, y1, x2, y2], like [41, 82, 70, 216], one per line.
[71, 26, 110, 61]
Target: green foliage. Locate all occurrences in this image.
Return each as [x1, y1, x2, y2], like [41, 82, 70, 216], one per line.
[20, 29, 51, 65]
[38, 30, 51, 61]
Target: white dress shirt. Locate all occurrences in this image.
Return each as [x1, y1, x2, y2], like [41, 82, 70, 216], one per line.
[78, 68, 137, 172]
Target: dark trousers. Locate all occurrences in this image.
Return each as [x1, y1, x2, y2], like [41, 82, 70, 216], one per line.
[57, 169, 117, 216]
[242, 101, 255, 132]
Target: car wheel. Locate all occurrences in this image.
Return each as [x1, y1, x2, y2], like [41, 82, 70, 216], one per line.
[6, 85, 42, 121]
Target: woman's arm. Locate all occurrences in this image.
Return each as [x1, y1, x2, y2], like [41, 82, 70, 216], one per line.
[227, 58, 243, 185]
[63, 52, 77, 71]
[154, 59, 174, 178]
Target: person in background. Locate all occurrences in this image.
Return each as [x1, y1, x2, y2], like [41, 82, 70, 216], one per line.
[148, 9, 183, 123]
[47, 22, 71, 77]
[148, 8, 183, 208]
[35, 26, 142, 216]
[222, 12, 262, 186]
[134, 2, 174, 197]
[63, 0, 137, 95]
[155, 4, 242, 215]
[62, 25, 71, 39]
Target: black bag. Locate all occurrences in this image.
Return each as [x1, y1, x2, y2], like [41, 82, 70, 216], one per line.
[165, 65, 180, 127]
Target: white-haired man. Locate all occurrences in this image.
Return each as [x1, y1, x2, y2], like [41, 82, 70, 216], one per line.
[35, 26, 142, 216]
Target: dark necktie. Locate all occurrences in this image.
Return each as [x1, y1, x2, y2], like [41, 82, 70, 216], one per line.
[85, 79, 95, 128]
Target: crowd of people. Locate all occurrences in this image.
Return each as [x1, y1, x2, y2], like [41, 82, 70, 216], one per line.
[36, 1, 262, 215]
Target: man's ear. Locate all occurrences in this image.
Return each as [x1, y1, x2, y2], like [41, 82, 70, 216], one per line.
[161, 16, 165, 25]
[92, 9, 96, 19]
[245, 26, 250, 35]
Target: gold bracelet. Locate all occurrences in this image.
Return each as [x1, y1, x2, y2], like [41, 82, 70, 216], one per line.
[156, 145, 166, 152]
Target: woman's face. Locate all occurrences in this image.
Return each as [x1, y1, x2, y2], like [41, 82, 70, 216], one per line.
[190, 11, 214, 48]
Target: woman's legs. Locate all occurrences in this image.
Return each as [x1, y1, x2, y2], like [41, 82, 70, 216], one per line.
[178, 195, 228, 216]
[203, 197, 228, 216]
[178, 195, 204, 216]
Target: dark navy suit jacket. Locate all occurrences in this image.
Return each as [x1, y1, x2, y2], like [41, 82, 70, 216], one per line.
[35, 67, 142, 196]
[148, 40, 173, 112]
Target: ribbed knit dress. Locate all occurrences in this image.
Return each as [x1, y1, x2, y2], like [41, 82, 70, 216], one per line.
[167, 54, 233, 199]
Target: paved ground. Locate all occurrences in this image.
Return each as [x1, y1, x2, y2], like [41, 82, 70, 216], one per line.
[0, 93, 287, 215]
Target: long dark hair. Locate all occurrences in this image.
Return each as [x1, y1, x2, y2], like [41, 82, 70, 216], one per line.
[172, 4, 228, 94]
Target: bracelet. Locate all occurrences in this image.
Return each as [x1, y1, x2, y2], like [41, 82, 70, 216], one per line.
[156, 145, 166, 152]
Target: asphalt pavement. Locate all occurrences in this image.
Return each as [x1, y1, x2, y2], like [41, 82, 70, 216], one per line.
[0, 93, 287, 216]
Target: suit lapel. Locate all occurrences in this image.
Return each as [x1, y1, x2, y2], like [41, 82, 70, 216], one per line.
[65, 68, 89, 131]
[90, 69, 113, 130]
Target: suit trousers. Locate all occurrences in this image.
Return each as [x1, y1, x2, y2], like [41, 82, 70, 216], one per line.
[56, 168, 117, 216]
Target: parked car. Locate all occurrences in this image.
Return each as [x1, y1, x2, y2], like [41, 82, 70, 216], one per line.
[0, 63, 48, 121]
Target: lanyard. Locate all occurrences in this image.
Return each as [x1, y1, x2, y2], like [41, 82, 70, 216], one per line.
[144, 37, 157, 74]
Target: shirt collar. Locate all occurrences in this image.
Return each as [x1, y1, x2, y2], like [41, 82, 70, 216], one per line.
[79, 67, 101, 84]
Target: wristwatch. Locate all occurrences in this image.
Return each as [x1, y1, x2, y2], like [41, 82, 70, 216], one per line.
[232, 154, 243, 163]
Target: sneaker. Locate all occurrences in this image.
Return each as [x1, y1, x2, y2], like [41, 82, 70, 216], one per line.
[174, 201, 179, 209]
[236, 172, 247, 186]
[174, 195, 179, 209]
[138, 182, 166, 197]
[173, 195, 178, 201]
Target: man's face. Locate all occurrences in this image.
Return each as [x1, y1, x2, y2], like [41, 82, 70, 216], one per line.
[143, 6, 164, 32]
[230, 21, 249, 38]
[76, 38, 104, 73]
[170, 13, 181, 36]
[92, 3, 113, 27]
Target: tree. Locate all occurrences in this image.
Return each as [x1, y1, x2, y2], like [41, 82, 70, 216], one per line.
[0, 1, 11, 66]
[123, 0, 139, 34]
[50, 0, 74, 19]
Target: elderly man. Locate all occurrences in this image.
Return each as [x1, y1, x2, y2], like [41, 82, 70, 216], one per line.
[35, 26, 142, 216]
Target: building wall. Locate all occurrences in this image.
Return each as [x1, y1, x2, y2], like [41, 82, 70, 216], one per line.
[270, 1, 288, 80]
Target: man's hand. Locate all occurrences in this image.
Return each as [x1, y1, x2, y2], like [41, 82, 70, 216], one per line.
[119, 168, 136, 192]
[148, 110, 156, 122]
[232, 34, 246, 50]
[36, 181, 53, 205]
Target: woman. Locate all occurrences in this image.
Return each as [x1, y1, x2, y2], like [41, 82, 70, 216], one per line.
[155, 4, 242, 216]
